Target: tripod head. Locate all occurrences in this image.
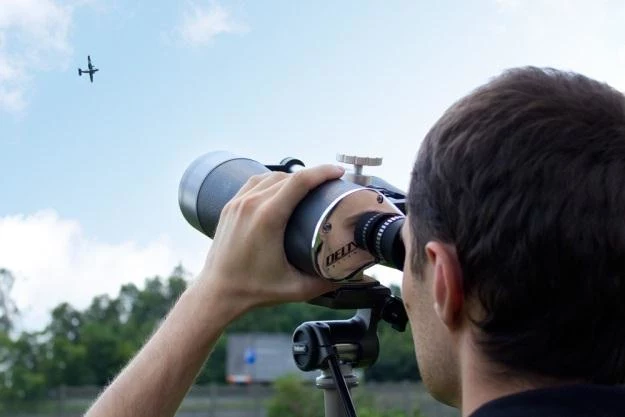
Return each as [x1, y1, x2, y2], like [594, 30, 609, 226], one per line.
[293, 282, 407, 371]
[291, 278, 408, 417]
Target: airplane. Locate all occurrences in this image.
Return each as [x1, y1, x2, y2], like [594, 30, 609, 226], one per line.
[78, 55, 99, 83]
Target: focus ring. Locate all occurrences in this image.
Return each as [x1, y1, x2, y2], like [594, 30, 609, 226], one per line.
[355, 212, 387, 253]
[375, 215, 403, 262]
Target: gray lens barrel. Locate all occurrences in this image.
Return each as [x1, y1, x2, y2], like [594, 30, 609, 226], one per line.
[178, 151, 270, 238]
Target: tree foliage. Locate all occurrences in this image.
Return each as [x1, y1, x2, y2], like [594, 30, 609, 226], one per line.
[0, 269, 19, 333]
[0, 266, 419, 407]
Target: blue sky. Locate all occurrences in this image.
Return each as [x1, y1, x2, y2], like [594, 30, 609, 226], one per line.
[1, 0, 624, 330]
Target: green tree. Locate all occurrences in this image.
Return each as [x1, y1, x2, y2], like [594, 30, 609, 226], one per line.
[366, 324, 419, 382]
[82, 321, 135, 386]
[1, 332, 47, 405]
[0, 269, 19, 333]
[48, 302, 83, 342]
[364, 284, 420, 382]
[0, 277, 47, 407]
[43, 303, 93, 386]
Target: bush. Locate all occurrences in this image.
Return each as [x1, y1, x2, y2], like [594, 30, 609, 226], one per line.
[267, 374, 423, 417]
[266, 374, 323, 417]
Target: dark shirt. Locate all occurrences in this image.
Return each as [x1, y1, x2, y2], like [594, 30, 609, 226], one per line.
[470, 384, 625, 417]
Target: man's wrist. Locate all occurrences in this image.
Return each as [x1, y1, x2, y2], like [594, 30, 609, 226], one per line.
[182, 273, 252, 328]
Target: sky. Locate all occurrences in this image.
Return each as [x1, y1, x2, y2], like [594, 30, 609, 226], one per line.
[1, 0, 624, 331]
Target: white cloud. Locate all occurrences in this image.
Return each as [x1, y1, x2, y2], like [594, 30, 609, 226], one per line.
[174, 1, 248, 47]
[0, 0, 72, 56]
[0, 0, 82, 113]
[0, 210, 204, 332]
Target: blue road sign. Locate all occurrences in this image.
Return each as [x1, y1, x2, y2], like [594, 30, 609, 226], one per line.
[244, 347, 256, 365]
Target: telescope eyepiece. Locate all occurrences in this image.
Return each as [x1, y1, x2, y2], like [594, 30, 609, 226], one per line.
[354, 211, 405, 271]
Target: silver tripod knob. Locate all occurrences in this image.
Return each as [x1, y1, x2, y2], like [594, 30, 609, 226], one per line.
[336, 154, 382, 176]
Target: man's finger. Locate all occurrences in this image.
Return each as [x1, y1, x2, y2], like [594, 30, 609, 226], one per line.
[245, 172, 289, 195]
[271, 164, 345, 220]
[233, 172, 288, 199]
[232, 172, 272, 199]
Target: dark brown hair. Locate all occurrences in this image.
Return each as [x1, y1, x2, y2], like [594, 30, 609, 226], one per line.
[408, 67, 625, 383]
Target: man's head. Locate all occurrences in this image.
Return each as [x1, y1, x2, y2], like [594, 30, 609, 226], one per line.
[402, 67, 625, 405]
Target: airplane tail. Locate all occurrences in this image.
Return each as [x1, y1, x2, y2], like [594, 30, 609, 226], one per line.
[78, 68, 82, 76]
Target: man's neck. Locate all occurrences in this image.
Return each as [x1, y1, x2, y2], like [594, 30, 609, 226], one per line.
[459, 346, 570, 417]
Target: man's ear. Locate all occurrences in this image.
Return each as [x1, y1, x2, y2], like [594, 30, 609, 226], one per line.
[425, 242, 464, 329]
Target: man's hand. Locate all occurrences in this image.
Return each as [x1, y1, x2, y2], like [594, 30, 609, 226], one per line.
[196, 163, 345, 312]
[85, 163, 345, 417]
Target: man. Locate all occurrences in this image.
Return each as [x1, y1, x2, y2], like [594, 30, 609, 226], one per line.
[86, 67, 625, 417]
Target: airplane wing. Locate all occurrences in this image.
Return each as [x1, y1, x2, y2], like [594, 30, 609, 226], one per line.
[89, 72, 94, 83]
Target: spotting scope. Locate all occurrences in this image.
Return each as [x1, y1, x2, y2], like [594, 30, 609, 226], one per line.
[178, 151, 407, 283]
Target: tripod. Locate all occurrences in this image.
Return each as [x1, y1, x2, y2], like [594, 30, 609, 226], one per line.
[292, 282, 408, 417]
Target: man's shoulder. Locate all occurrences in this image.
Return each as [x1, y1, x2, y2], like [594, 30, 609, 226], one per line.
[469, 384, 625, 417]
